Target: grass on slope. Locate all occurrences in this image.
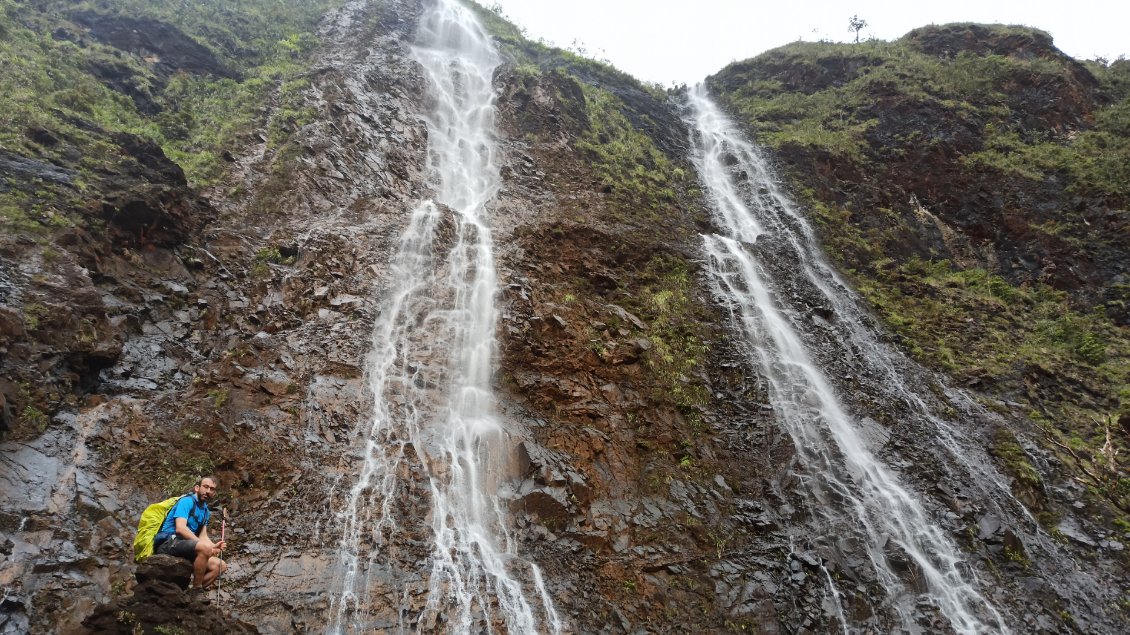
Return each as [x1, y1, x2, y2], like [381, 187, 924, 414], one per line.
[714, 30, 1130, 522]
[0, 0, 341, 220]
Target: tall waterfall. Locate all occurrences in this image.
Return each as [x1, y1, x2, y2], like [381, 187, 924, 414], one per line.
[329, 1, 559, 632]
[685, 85, 1009, 634]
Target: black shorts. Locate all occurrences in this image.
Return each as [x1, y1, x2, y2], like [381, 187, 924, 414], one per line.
[155, 536, 198, 561]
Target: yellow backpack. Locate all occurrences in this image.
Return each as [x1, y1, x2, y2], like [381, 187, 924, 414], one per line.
[132, 495, 186, 562]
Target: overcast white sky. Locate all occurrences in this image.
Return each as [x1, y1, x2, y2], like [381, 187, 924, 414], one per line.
[488, 0, 1130, 85]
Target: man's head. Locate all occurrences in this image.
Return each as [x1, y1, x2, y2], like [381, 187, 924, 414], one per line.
[194, 476, 218, 501]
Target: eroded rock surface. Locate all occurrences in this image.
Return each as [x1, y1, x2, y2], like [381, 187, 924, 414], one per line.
[81, 555, 258, 634]
[1, 1, 1126, 634]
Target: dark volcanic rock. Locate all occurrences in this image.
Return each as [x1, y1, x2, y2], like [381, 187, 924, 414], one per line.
[0, 150, 78, 186]
[81, 555, 257, 634]
[96, 140, 213, 247]
[73, 12, 240, 81]
[113, 132, 189, 186]
[85, 57, 162, 115]
[4, 3, 1127, 634]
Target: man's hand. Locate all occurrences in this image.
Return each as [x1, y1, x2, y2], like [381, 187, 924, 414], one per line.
[199, 538, 226, 557]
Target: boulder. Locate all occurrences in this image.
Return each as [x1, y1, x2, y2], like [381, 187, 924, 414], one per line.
[135, 554, 192, 589]
[80, 555, 258, 634]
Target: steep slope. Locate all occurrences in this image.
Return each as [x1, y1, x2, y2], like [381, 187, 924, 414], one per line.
[709, 25, 1130, 562]
[0, 0, 354, 631]
[3, 0, 781, 631]
[1, 2, 1127, 634]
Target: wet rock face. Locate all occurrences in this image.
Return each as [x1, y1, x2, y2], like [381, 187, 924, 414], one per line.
[487, 64, 844, 632]
[3, 2, 1127, 634]
[2, 0, 426, 624]
[712, 27, 1126, 322]
[0, 141, 210, 443]
[0, 404, 142, 633]
[495, 66, 588, 143]
[0, 151, 78, 186]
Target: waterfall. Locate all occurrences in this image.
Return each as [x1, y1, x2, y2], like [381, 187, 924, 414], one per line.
[328, 1, 559, 632]
[685, 85, 1010, 633]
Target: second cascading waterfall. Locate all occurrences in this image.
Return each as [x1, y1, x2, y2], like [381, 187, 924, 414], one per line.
[685, 85, 1009, 634]
[329, 1, 559, 633]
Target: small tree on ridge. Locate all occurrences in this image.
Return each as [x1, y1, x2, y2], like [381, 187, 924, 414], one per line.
[849, 15, 867, 43]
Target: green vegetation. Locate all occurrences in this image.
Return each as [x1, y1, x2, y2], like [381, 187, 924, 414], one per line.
[472, 0, 690, 215]
[268, 78, 318, 148]
[990, 428, 1043, 489]
[628, 254, 712, 412]
[964, 117, 1130, 200]
[22, 302, 48, 331]
[20, 405, 49, 434]
[1003, 544, 1031, 569]
[713, 29, 1130, 521]
[469, 1, 660, 98]
[251, 244, 295, 276]
[853, 256, 1129, 512]
[254, 246, 295, 265]
[157, 454, 216, 497]
[715, 31, 1130, 202]
[576, 84, 686, 216]
[115, 610, 139, 629]
[854, 258, 1125, 376]
[0, 0, 342, 222]
[470, 2, 695, 227]
[206, 388, 230, 409]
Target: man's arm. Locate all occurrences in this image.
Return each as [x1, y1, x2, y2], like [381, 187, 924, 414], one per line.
[200, 523, 226, 553]
[174, 516, 196, 540]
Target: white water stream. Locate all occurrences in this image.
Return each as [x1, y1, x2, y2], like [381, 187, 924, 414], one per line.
[686, 85, 1009, 633]
[329, 1, 559, 632]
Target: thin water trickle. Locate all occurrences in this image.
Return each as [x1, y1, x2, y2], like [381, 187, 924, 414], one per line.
[686, 85, 1009, 634]
[328, 1, 558, 633]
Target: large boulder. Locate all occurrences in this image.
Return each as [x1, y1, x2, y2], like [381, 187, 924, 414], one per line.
[80, 555, 258, 634]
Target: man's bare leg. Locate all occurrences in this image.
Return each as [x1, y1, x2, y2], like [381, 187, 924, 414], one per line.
[199, 556, 227, 588]
[192, 542, 212, 587]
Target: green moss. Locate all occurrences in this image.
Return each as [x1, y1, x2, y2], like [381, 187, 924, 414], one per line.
[23, 302, 49, 331]
[714, 32, 1130, 202]
[158, 454, 217, 497]
[851, 257, 1129, 512]
[576, 84, 686, 217]
[854, 258, 1126, 380]
[0, 0, 344, 190]
[629, 254, 712, 411]
[990, 428, 1043, 488]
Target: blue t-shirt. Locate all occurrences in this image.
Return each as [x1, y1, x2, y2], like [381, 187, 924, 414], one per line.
[154, 495, 211, 543]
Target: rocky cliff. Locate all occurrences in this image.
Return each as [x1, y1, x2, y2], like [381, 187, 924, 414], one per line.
[708, 23, 1130, 564]
[0, 1, 1126, 634]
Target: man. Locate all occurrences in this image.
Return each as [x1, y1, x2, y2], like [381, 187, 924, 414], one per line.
[153, 476, 227, 588]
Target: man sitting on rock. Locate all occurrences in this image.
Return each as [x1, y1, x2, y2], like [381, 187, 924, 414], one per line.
[153, 476, 227, 589]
